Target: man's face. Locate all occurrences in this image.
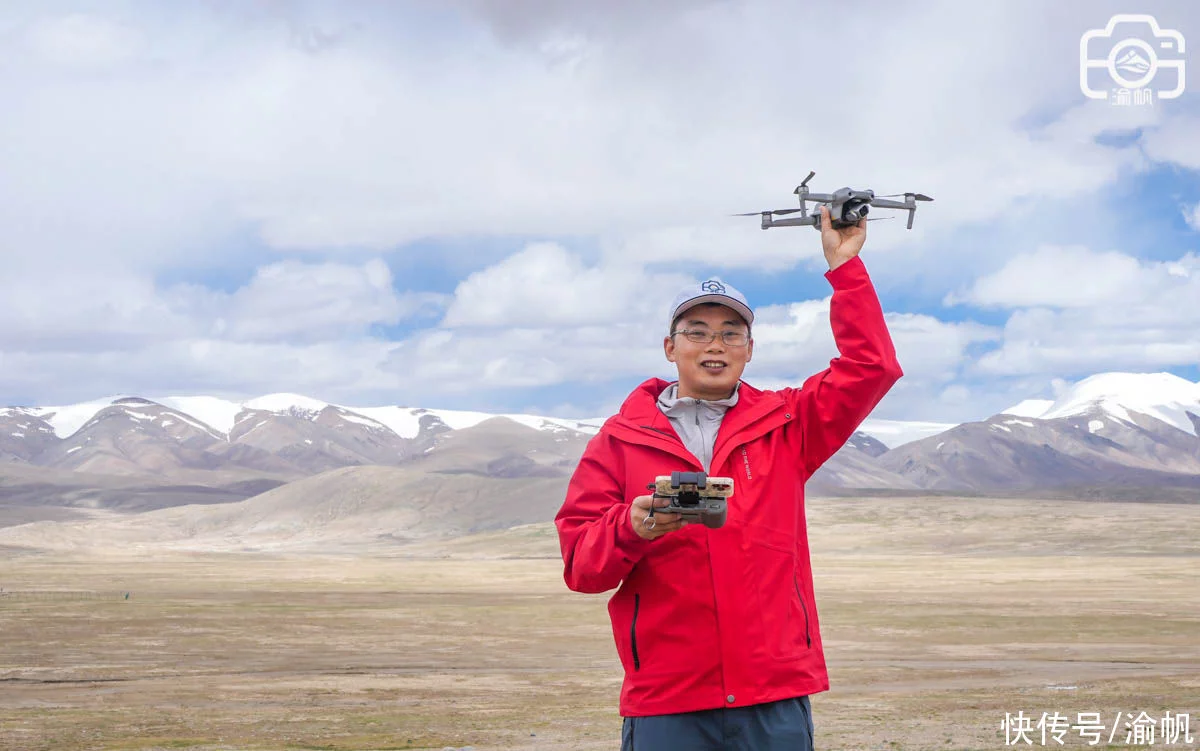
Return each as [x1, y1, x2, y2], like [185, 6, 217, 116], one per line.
[664, 303, 753, 401]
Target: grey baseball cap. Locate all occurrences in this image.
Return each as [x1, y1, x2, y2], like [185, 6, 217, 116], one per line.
[669, 278, 754, 331]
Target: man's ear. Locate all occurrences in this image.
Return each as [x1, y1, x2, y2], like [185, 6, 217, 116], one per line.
[664, 335, 676, 363]
[746, 338, 753, 364]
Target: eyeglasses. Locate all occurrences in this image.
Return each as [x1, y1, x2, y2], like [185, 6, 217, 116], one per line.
[671, 329, 750, 347]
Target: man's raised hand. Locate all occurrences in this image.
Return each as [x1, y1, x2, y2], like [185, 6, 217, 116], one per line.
[820, 205, 867, 271]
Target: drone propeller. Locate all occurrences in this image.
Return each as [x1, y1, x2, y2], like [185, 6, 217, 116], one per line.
[731, 208, 805, 217]
[877, 193, 934, 201]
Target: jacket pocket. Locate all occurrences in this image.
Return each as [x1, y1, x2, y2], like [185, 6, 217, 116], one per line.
[751, 541, 813, 660]
[631, 593, 641, 671]
[792, 572, 812, 649]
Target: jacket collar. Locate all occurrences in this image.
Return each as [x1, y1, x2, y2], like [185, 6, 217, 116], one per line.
[609, 377, 786, 454]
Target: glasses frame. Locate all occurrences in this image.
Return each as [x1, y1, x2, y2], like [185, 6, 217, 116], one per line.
[671, 328, 751, 347]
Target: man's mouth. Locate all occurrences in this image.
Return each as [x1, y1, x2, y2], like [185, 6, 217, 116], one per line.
[700, 361, 727, 371]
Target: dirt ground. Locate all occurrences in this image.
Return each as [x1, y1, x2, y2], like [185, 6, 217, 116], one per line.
[1, 495, 1198, 750]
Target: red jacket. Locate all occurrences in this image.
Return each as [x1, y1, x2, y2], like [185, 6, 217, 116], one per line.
[554, 256, 903, 717]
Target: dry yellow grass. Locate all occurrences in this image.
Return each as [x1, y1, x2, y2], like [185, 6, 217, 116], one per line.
[1, 495, 1198, 750]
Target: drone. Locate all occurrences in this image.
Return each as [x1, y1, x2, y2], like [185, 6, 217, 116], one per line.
[735, 171, 933, 230]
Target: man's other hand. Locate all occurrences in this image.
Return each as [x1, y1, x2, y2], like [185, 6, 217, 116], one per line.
[631, 494, 685, 540]
[820, 205, 866, 271]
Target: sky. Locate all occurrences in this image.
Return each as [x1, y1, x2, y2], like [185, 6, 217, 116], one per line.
[1, 0, 1198, 424]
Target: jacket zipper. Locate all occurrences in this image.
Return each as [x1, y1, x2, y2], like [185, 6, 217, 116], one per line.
[639, 425, 675, 439]
[793, 574, 812, 648]
[631, 594, 641, 670]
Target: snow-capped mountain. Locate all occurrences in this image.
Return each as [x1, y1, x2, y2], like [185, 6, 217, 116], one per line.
[3, 371, 1199, 508]
[23, 392, 607, 442]
[879, 372, 1200, 493]
[3, 392, 604, 484]
[1002, 372, 1200, 437]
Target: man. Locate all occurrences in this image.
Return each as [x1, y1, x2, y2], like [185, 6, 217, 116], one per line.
[554, 206, 903, 750]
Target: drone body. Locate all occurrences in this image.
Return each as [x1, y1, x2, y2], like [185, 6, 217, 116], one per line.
[736, 171, 933, 230]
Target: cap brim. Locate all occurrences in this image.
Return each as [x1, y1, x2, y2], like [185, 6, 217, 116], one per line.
[673, 294, 754, 326]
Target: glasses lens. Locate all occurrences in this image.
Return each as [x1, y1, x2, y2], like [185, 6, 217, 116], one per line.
[722, 332, 747, 346]
[685, 331, 712, 344]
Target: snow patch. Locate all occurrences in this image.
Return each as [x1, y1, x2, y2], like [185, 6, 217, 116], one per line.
[990, 424, 1011, 432]
[348, 406, 425, 439]
[347, 405, 601, 440]
[1088, 419, 1104, 433]
[245, 393, 329, 418]
[157, 396, 244, 435]
[242, 420, 269, 434]
[170, 412, 224, 441]
[338, 412, 389, 431]
[1000, 399, 1054, 418]
[1003, 419, 1035, 427]
[26, 397, 128, 438]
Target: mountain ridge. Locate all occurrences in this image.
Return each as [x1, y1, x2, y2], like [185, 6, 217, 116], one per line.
[2, 370, 1197, 512]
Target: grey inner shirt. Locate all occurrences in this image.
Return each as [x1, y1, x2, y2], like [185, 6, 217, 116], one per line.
[656, 382, 741, 473]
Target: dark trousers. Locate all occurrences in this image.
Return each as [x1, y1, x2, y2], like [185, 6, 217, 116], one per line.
[621, 696, 814, 751]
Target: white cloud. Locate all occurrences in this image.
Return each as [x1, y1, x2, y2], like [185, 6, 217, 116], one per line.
[3, 2, 1200, 420]
[947, 245, 1146, 308]
[601, 223, 835, 273]
[441, 242, 691, 328]
[960, 249, 1200, 377]
[0, 259, 438, 352]
[745, 301, 999, 418]
[0, 272, 199, 351]
[973, 303, 1200, 377]
[1185, 201, 1200, 232]
[3, 1, 1193, 273]
[0, 338, 403, 408]
[220, 259, 444, 342]
[950, 246, 1198, 310]
[1142, 115, 1200, 170]
[24, 13, 144, 68]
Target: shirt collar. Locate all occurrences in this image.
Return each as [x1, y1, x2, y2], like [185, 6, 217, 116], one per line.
[656, 381, 741, 415]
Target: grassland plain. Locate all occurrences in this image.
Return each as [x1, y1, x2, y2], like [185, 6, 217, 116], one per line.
[1, 495, 1198, 751]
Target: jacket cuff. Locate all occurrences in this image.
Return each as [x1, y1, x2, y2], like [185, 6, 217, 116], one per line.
[824, 255, 867, 286]
[615, 504, 654, 553]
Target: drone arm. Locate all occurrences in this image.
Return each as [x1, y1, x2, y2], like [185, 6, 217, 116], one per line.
[867, 197, 909, 210]
[765, 215, 819, 229]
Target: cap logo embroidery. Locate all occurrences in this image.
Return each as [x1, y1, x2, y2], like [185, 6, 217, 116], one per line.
[701, 280, 726, 293]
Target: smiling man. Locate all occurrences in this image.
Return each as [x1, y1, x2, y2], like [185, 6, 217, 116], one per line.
[555, 206, 903, 751]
